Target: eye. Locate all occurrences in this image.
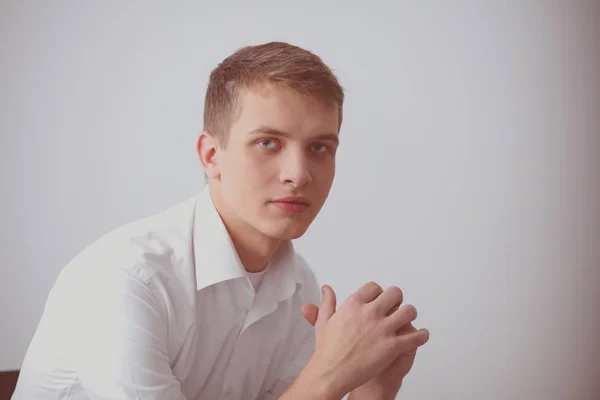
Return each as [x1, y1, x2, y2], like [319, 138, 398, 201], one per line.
[258, 139, 279, 149]
[310, 142, 330, 153]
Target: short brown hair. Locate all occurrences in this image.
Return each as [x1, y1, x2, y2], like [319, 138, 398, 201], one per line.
[203, 42, 344, 145]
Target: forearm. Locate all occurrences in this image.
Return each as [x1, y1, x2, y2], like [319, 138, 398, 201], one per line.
[347, 383, 400, 400]
[277, 362, 344, 400]
[278, 384, 338, 400]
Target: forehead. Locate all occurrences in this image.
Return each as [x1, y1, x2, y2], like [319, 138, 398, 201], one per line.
[231, 83, 339, 137]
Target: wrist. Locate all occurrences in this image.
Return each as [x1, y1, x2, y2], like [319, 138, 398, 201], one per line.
[348, 381, 401, 400]
[284, 375, 340, 400]
[286, 356, 345, 400]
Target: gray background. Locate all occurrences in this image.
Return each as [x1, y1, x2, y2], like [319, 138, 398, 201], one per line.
[1, 1, 599, 399]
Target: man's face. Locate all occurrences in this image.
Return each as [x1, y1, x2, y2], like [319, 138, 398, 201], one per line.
[208, 83, 339, 240]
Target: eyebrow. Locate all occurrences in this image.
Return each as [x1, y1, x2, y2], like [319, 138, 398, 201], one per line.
[249, 126, 340, 144]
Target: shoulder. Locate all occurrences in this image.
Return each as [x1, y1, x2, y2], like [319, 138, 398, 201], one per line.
[55, 194, 199, 299]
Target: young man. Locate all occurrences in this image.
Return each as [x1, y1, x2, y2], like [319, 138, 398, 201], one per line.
[12, 42, 429, 400]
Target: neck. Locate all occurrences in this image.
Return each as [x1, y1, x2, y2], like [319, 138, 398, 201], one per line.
[229, 228, 281, 273]
[209, 185, 282, 273]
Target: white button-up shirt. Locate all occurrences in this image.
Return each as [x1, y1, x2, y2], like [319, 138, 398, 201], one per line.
[12, 188, 321, 400]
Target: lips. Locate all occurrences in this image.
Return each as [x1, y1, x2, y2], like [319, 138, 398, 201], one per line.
[270, 196, 311, 213]
[272, 196, 310, 205]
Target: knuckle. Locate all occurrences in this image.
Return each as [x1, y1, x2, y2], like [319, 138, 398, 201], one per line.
[363, 304, 380, 321]
[347, 294, 360, 307]
[389, 285, 404, 302]
[390, 285, 403, 297]
[366, 281, 383, 293]
[402, 304, 418, 320]
[416, 330, 429, 346]
[403, 332, 424, 349]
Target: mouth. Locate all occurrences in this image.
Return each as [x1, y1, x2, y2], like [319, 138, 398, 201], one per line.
[270, 196, 311, 213]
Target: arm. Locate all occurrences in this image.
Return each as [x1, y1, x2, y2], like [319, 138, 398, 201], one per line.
[273, 284, 429, 400]
[259, 318, 341, 400]
[348, 386, 398, 400]
[73, 267, 186, 400]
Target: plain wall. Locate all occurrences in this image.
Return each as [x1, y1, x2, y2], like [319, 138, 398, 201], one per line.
[1, 1, 599, 399]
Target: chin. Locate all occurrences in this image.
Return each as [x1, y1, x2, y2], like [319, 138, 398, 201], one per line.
[260, 222, 310, 240]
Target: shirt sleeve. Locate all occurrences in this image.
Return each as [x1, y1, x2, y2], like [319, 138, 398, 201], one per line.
[259, 325, 315, 399]
[260, 281, 319, 400]
[72, 266, 186, 400]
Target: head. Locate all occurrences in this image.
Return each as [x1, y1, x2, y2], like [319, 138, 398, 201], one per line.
[197, 41, 344, 241]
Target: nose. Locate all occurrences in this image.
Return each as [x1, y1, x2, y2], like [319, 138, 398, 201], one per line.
[279, 149, 312, 188]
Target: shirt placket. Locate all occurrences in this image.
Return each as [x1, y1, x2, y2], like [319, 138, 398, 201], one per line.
[219, 280, 256, 399]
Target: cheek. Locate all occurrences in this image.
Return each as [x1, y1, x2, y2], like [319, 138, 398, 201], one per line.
[223, 149, 276, 189]
[312, 160, 336, 187]
[243, 150, 280, 179]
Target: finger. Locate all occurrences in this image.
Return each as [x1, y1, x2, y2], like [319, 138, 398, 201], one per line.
[404, 346, 419, 356]
[385, 304, 418, 332]
[315, 285, 336, 329]
[352, 281, 384, 303]
[371, 286, 404, 316]
[386, 303, 400, 317]
[391, 328, 430, 357]
[396, 323, 418, 354]
[301, 303, 319, 326]
[396, 321, 416, 334]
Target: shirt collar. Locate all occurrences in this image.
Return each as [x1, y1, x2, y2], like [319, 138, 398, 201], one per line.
[192, 187, 303, 295]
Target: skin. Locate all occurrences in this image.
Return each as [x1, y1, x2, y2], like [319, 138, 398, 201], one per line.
[197, 82, 429, 399]
[197, 82, 339, 273]
[301, 287, 423, 400]
[288, 284, 429, 400]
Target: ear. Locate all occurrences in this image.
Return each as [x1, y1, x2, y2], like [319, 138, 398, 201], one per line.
[196, 130, 220, 179]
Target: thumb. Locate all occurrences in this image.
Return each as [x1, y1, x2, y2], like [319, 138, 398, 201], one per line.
[300, 303, 319, 326]
[315, 285, 336, 329]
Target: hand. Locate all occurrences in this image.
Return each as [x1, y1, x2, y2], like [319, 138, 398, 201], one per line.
[299, 283, 430, 398]
[348, 321, 422, 400]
